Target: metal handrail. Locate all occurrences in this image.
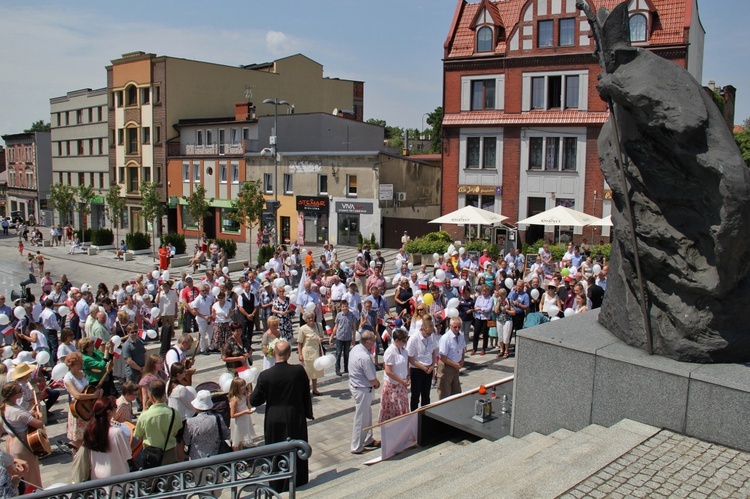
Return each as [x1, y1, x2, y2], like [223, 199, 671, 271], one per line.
[26, 439, 312, 499]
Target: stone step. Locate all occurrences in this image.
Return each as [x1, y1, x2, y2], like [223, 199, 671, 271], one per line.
[439, 420, 660, 497]
[302, 439, 469, 497]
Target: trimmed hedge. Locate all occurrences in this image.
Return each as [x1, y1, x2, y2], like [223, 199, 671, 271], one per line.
[216, 238, 237, 259]
[161, 233, 187, 255]
[522, 239, 611, 260]
[404, 230, 453, 255]
[91, 228, 114, 246]
[257, 245, 275, 266]
[74, 228, 92, 243]
[126, 232, 151, 251]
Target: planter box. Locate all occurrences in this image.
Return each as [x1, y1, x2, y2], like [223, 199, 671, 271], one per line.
[91, 245, 116, 251]
[127, 249, 152, 256]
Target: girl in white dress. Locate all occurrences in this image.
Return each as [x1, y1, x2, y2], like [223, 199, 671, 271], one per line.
[228, 378, 256, 450]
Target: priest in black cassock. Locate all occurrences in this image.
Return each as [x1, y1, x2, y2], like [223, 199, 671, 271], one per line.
[250, 339, 314, 491]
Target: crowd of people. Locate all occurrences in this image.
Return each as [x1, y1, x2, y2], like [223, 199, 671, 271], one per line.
[0, 235, 608, 494]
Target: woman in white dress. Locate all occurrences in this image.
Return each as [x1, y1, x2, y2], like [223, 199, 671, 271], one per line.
[260, 316, 281, 371]
[228, 378, 256, 450]
[83, 396, 131, 480]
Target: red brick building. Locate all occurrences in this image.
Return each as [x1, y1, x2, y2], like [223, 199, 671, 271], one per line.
[441, 0, 704, 246]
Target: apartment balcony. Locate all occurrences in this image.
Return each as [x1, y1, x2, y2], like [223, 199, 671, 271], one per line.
[168, 142, 246, 157]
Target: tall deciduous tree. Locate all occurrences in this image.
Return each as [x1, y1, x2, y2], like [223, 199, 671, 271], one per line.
[76, 185, 97, 244]
[48, 183, 76, 245]
[228, 179, 266, 261]
[140, 182, 164, 260]
[182, 184, 214, 240]
[105, 184, 126, 247]
[426, 106, 443, 154]
[24, 120, 51, 133]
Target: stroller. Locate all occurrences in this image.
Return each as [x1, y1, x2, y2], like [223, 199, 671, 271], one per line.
[196, 381, 230, 427]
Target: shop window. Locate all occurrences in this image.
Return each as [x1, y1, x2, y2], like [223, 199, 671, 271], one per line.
[182, 206, 199, 229]
[221, 208, 240, 233]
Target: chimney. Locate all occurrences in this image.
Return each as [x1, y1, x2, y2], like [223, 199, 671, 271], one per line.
[707, 80, 716, 91]
[235, 102, 256, 121]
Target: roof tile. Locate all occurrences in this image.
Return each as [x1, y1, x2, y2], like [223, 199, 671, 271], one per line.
[443, 110, 609, 126]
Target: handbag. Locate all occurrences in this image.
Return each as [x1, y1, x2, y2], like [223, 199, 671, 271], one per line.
[141, 408, 175, 469]
[214, 414, 232, 454]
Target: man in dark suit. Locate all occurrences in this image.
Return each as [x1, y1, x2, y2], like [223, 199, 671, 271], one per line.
[587, 276, 605, 309]
[250, 340, 313, 491]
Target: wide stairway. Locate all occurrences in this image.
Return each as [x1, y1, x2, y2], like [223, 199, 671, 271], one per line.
[300, 419, 660, 498]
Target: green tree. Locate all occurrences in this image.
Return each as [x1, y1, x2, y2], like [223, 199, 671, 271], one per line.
[426, 106, 443, 154]
[181, 184, 214, 240]
[24, 120, 51, 133]
[140, 182, 164, 259]
[48, 183, 76, 245]
[228, 179, 266, 261]
[105, 184, 127, 248]
[76, 184, 97, 244]
[366, 118, 404, 149]
[735, 128, 750, 168]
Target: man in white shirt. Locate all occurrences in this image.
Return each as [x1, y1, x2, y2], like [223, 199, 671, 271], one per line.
[328, 275, 347, 322]
[437, 317, 466, 400]
[165, 334, 197, 377]
[348, 331, 381, 454]
[156, 281, 179, 357]
[187, 284, 214, 354]
[406, 316, 438, 411]
[39, 298, 60, 362]
[343, 282, 362, 314]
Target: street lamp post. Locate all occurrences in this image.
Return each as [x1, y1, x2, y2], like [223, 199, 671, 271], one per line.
[262, 97, 290, 245]
[421, 112, 430, 151]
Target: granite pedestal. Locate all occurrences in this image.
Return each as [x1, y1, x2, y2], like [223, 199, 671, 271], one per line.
[511, 309, 750, 452]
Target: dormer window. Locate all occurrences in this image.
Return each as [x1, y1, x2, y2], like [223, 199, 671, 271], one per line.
[629, 13, 648, 42]
[477, 26, 493, 52]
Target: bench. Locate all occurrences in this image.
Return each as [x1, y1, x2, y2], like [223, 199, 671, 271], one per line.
[227, 260, 248, 273]
[42, 240, 52, 248]
[170, 255, 191, 267]
[124, 252, 134, 262]
[86, 247, 98, 256]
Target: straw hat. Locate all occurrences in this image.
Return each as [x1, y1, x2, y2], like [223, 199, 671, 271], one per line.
[11, 362, 33, 380]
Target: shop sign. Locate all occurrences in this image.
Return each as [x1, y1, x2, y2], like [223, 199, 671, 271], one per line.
[379, 184, 393, 201]
[91, 196, 104, 204]
[335, 201, 373, 214]
[457, 184, 501, 195]
[296, 196, 329, 213]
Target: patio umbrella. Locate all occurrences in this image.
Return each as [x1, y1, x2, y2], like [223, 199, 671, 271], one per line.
[429, 206, 508, 226]
[517, 205, 601, 227]
[595, 215, 613, 227]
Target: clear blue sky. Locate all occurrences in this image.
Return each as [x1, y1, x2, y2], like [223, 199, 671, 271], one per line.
[0, 0, 747, 142]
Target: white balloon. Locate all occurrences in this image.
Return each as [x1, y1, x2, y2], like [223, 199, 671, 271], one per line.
[459, 279, 467, 288]
[150, 307, 160, 318]
[436, 270, 446, 281]
[146, 329, 158, 339]
[551, 316, 561, 321]
[162, 270, 170, 280]
[212, 286, 221, 297]
[305, 303, 316, 313]
[505, 278, 514, 289]
[51, 363, 69, 381]
[369, 261, 376, 268]
[147, 284, 155, 292]
[284, 285, 293, 294]
[58, 306, 70, 316]
[355, 329, 361, 341]
[247, 366, 260, 384]
[459, 247, 466, 255]
[81, 283, 90, 293]
[291, 270, 298, 276]
[443, 253, 450, 260]
[2, 346, 13, 359]
[593, 264, 602, 276]
[547, 304, 560, 317]
[217, 277, 226, 286]
[395, 260, 401, 269]
[446, 308, 459, 318]
[407, 262, 413, 270]
[222, 266, 229, 275]
[432, 253, 440, 260]
[152, 270, 160, 279]
[126, 285, 134, 293]
[339, 261, 346, 269]
[319, 286, 327, 295]
[265, 262, 272, 270]
[0, 315, 8, 326]
[313, 357, 326, 371]
[219, 373, 234, 393]
[447, 298, 460, 309]
[111, 335, 122, 347]
[274, 278, 286, 289]
[564, 308, 575, 318]
[14, 306, 25, 320]
[530, 289, 540, 300]
[36, 350, 51, 366]
[447, 244, 455, 254]
[239, 369, 254, 384]
[233, 286, 243, 295]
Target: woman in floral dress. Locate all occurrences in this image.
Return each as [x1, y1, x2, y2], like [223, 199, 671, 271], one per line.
[378, 329, 410, 423]
[211, 291, 234, 352]
[271, 286, 293, 341]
